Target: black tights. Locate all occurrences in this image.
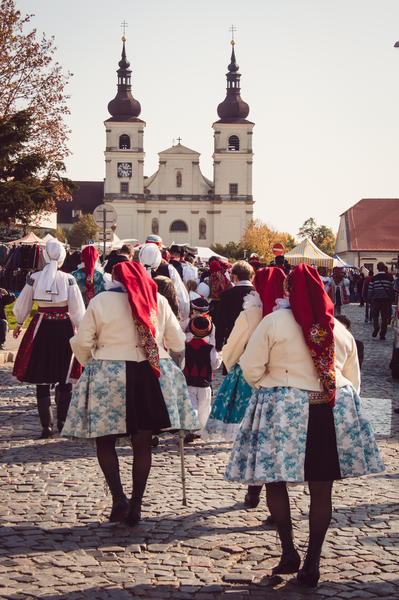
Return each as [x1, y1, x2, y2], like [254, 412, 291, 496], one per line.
[36, 384, 72, 399]
[266, 480, 333, 536]
[96, 430, 153, 489]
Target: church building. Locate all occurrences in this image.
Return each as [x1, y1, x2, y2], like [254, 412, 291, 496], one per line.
[103, 36, 255, 246]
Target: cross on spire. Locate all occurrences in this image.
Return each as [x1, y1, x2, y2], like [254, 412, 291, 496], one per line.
[121, 20, 128, 37]
[177, 137, 182, 144]
[229, 24, 236, 41]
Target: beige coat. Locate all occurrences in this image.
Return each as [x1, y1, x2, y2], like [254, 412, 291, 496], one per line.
[239, 308, 360, 394]
[222, 306, 262, 373]
[70, 291, 185, 367]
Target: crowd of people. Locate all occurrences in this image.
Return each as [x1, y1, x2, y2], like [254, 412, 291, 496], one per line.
[9, 236, 387, 587]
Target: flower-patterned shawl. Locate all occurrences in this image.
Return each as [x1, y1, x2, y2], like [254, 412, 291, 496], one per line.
[113, 261, 160, 378]
[288, 264, 336, 406]
[81, 245, 99, 306]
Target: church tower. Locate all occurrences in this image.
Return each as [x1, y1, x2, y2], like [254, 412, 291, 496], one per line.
[212, 40, 254, 205]
[104, 37, 145, 202]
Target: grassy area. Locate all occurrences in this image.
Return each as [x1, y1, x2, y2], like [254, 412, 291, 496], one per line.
[5, 301, 38, 329]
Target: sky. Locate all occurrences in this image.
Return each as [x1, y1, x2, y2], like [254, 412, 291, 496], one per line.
[15, 0, 399, 242]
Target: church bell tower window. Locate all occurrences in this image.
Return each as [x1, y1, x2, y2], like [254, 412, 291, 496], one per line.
[119, 134, 131, 149]
[228, 135, 239, 151]
[229, 183, 238, 195]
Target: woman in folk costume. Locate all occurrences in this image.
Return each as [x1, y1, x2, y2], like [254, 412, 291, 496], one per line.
[63, 261, 189, 526]
[12, 239, 85, 439]
[326, 266, 350, 315]
[203, 267, 286, 443]
[208, 261, 232, 329]
[225, 264, 384, 586]
[72, 245, 105, 307]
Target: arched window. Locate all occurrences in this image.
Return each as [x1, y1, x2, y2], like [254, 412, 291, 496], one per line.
[170, 220, 188, 232]
[228, 135, 240, 151]
[119, 134, 131, 149]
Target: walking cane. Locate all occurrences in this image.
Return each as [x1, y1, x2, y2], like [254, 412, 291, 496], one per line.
[179, 429, 187, 506]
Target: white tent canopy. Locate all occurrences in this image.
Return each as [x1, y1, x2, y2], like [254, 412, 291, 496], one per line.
[195, 246, 229, 263]
[285, 238, 338, 268]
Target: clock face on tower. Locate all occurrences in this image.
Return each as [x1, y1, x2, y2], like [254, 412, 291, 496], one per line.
[117, 162, 132, 178]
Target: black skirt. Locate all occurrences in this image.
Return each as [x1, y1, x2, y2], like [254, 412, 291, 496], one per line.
[24, 318, 74, 385]
[304, 403, 341, 481]
[125, 360, 171, 435]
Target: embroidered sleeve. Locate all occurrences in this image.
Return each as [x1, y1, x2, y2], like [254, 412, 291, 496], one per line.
[27, 276, 35, 287]
[68, 277, 76, 286]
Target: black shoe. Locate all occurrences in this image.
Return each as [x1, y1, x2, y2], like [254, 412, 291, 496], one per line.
[126, 497, 142, 527]
[296, 532, 325, 587]
[39, 426, 53, 439]
[264, 514, 275, 525]
[372, 327, 380, 338]
[109, 494, 129, 522]
[151, 436, 159, 448]
[380, 337, 386, 341]
[272, 518, 301, 575]
[244, 492, 261, 508]
[184, 433, 195, 444]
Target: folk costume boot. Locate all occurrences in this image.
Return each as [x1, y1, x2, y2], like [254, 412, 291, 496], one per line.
[36, 397, 54, 439]
[296, 532, 325, 587]
[244, 484, 262, 508]
[126, 480, 146, 527]
[55, 387, 72, 433]
[272, 518, 301, 576]
[105, 472, 129, 523]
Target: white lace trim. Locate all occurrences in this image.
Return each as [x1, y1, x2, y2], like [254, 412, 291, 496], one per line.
[273, 297, 291, 311]
[242, 290, 262, 311]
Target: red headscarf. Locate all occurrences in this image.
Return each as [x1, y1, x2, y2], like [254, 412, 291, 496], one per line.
[113, 261, 160, 378]
[332, 266, 345, 285]
[288, 264, 336, 406]
[254, 267, 286, 317]
[209, 261, 222, 274]
[81, 246, 99, 306]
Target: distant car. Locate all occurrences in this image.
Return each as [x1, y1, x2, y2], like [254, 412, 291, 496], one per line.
[389, 278, 399, 378]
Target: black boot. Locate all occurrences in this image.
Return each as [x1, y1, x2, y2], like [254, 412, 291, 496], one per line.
[272, 518, 301, 575]
[55, 387, 72, 433]
[105, 472, 129, 522]
[244, 485, 262, 508]
[297, 532, 325, 586]
[126, 480, 146, 527]
[37, 397, 53, 439]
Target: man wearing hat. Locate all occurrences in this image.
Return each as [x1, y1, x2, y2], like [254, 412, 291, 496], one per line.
[183, 315, 222, 442]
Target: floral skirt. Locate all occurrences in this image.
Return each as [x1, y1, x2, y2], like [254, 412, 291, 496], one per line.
[202, 364, 253, 442]
[159, 358, 200, 432]
[224, 385, 385, 484]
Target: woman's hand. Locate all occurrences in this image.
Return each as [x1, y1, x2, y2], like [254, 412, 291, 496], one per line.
[13, 326, 22, 339]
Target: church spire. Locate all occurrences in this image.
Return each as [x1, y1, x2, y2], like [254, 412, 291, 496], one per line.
[217, 39, 250, 122]
[107, 36, 141, 120]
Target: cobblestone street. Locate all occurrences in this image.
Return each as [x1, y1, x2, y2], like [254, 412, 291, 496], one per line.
[1, 304, 399, 600]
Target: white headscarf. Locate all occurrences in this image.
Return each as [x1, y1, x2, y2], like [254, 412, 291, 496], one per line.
[139, 243, 161, 274]
[34, 240, 67, 302]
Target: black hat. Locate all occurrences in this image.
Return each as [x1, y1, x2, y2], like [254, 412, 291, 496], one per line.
[189, 315, 212, 338]
[191, 297, 210, 313]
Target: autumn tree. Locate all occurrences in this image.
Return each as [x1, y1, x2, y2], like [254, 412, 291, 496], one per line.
[0, 0, 72, 170]
[0, 110, 75, 226]
[209, 242, 247, 261]
[241, 219, 294, 264]
[298, 218, 336, 256]
[67, 214, 100, 249]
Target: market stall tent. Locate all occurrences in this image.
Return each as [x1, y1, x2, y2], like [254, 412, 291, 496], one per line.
[285, 238, 338, 268]
[4, 232, 47, 246]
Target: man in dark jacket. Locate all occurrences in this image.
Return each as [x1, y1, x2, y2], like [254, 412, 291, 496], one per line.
[215, 260, 255, 353]
[368, 262, 394, 340]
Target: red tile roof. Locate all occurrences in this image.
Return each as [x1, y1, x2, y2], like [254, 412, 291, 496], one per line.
[341, 199, 399, 251]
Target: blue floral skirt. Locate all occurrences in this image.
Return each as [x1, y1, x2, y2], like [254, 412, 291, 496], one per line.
[202, 364, 253, 442]
[224, 385, 385, 484]
[62, 358, 199, 446]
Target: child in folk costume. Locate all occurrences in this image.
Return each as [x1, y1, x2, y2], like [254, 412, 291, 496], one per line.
[184, 315, 222, 442]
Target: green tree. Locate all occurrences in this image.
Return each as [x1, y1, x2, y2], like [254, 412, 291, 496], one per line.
[0, 110, 75, 226]
[0, 0, 72, 170]
[297, 218, 336, 257]
[53, 225, 69, 243]
[209, 241, 247, 261]
[285, 233, 297, 251]
[67, 214, 100, 249]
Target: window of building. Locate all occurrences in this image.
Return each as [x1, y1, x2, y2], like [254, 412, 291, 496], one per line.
[229, 183, 238, 195]
[119, 134, 131, 149]
[228, 135, 240, 151]
[72, 209, 82, 218]
[120, 182, 129, 193]
[170, 220, 188, 232]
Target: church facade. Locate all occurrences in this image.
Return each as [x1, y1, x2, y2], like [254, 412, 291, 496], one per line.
[103, 37, 255, 247]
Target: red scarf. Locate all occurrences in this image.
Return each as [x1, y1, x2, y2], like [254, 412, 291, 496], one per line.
[81, 246, 98, 306]
[113, 262, 160, 378]
[289, 264, 336, 406]
[254, 267, 286, 317]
